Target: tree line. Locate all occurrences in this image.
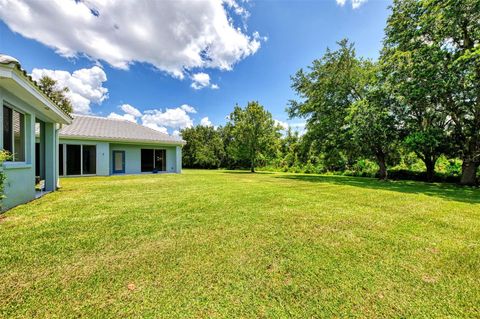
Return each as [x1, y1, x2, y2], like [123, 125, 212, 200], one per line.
[184, 0, 479, 185]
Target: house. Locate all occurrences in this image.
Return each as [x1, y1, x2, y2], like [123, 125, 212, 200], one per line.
[56, 115, 185, 176]
[0, 55, 72, 210]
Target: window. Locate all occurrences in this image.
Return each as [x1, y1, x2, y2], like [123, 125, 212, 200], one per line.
[59, 144, 64, 176]
[66, 145, 81, 175]
[141, 149, 166, 172]
[63, 144, 96, 175]
[141, 149, 154, 172]
[82, 145, 96, 175]
[155, 149, 166, 171]
[3, 106, 25, 162]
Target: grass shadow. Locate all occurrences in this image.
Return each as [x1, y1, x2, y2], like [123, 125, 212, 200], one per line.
[275, 174, 480, 204]
[221, 170, 275, 175]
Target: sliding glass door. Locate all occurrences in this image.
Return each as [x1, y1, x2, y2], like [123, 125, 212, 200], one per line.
[66, 145, 81, 175]
[141, 149, 166, 172]
[60, 144, 97, 176]
[83, 145, 96, 175]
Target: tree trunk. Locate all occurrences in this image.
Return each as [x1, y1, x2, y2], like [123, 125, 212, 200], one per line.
[376, 152, 387, 180]
[425, 157, 436, 182]
[460, 159, 478, 186]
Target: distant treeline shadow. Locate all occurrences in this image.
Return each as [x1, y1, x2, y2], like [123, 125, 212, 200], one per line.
[275, 174, 480, 204]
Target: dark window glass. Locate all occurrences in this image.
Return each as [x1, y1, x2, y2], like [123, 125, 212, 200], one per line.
[66, 145, 81, 175]
[35, 143, 41, 177]
[13, 110, 25, 161]
[154, 149, 166, 171]
[141, 149, 154, 172]
[82, 145, 96, 174]
[3, 106, 12, 156]
[59, 144, 64, 176]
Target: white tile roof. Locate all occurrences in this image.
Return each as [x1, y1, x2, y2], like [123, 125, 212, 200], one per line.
[59, 115, 185, 145]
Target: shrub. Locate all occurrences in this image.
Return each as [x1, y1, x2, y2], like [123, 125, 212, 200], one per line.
[0, 150, 11, 209]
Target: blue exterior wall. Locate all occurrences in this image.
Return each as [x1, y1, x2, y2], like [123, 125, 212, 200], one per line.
[109, 143, 178, 174]
[58, 139, 182, 176]
[0, 88, 60, 210]
[58, 139, 110, 176]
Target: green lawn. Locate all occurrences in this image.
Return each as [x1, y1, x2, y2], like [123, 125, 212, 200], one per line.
[1, 170, 479, 318]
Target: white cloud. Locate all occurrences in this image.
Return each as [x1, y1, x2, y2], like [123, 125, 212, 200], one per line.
[120, 103, 142, 117]
[141, 107, 194, 131]
[335, 0, 367, 9]
[31, 66, 108, 114]
[107, 112, 136, 123]
[106, 102, 196, 134]
[180, 104, 197, 114]
[274, 119, 289, 130]
[143, 123, 168, 134]
[200, 117, 213, 127]
[190, 72, 219, 90]
[0, 0, 264, 79]
[191, 72, 210, 90]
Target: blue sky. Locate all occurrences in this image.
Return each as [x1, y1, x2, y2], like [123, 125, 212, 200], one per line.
[0, 0, 390, 134]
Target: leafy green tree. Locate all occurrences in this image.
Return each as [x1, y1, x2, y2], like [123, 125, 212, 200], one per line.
[228, 101, 280, 172]
[37, 76, 73, 114]
[280, 128, 301, 168]
[348, 80, 398, 180]
[382, 0, 453, 182]
[383, 0, 479, 184]
[288, 39, 374, 170]
[180, 125, 225, 168]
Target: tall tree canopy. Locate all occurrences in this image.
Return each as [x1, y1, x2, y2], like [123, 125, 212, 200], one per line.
[37, 76, 73, 114]
[383, 0, 480, 184]
[180, 125, 225, 169]
[228, 101, 280, 172]
[348, 76, 399, 179]
[288, 39, 374, 170]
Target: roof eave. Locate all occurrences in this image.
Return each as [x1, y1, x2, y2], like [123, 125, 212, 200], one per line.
[11, 67, 72, 124]
[59, 134, 186, 146]
[0, 62, 72, 124]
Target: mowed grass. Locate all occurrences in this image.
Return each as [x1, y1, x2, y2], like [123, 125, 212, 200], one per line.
[0, 170, 479, 318]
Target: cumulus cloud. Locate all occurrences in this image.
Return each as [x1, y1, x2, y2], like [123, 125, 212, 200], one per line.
[0, 0, 264, 79]
[141, 106, 195, 132]
[120, 103, 142, 117]
[31, 66, 108, 114]
[143, 123, 168, 134]
[179, 104, 197, 114]
[200, 117, 213, 127]
[105, 103, 196, 134]
[336, 0, 367, 9]
[190, 72, 219, 90]
[107, 112, 136, 123]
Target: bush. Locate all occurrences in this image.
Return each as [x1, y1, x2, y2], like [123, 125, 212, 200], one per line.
[0, 150, 11, 209]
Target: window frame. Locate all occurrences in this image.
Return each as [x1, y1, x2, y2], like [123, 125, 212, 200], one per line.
[3, 104, 26, 163]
